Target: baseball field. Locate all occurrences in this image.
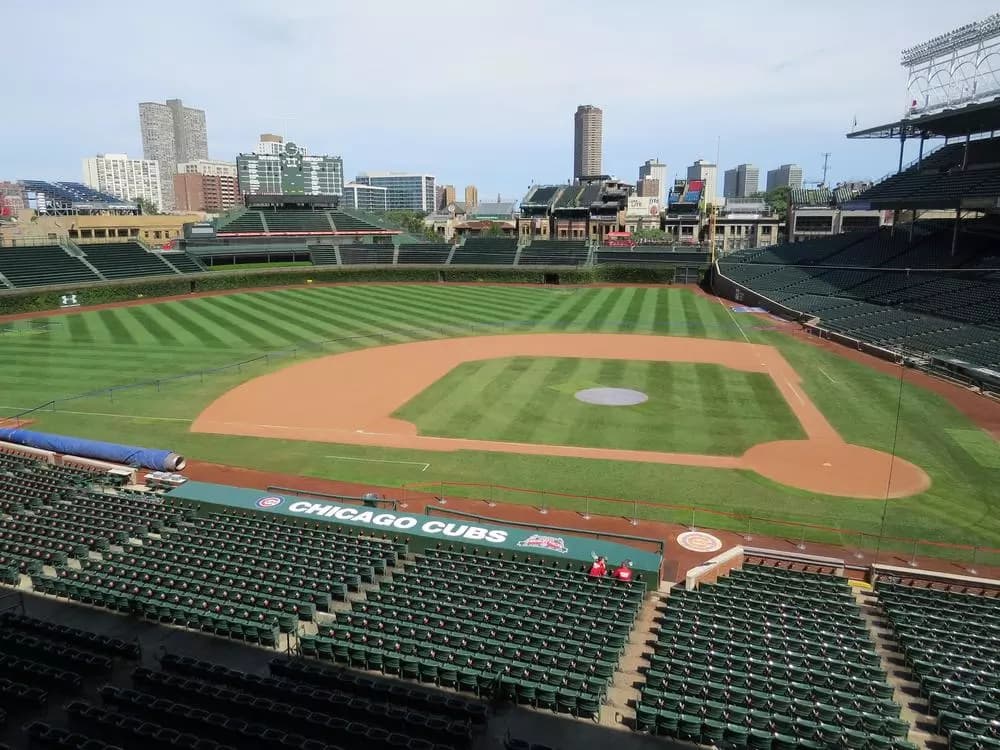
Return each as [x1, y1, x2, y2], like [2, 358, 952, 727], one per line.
[1, 284, 998, 558]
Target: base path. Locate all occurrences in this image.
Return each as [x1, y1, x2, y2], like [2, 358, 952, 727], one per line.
[192, 333, 931, 499]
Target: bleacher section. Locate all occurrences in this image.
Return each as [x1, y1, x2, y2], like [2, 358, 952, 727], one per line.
[338, 244, 395, 265]
[216, 210, 267, 234]
[309, 246, 340, 266]
[329, 211, 383, 232]
[451, 238, 517, 265]
[258, 210, 333, 232]
[81, 242, 178, 279]
[397, 243, 451, 264]
[596, 250, 710, 266]
[518, 240, 590, 266]
[304, 546, 643, 715]
[636, 565, 908, 748]
[877, 581, 1000, 750]
[157, 252, 205, 273]
[0, 245, 102, 288]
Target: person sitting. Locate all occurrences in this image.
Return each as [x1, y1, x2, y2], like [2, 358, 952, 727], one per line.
[588, 556, 608, 578]
[612, 560, 634, 582]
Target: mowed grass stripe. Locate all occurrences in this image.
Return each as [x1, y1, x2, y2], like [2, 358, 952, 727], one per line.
[126, 306, 182, 346]
[388, 285, 539, 321]
[287, 288, 435, 341]
[407, 359, 510, 435]
[236, 292, 357, 342]
[566, 288, 617, 330]
[182, 298, 274, 349]
[208, 295, 314, 345]
[276, 289, 411, 343]
[363, 285, 527, 328]
[497, 358, 581, 443]
[600, 287, 638, 332]
[341, 286, 497, 332]
[551, 290, 600, 328]
[154, 302, 233, 349]
[94, 310, 138, 346]
[65, 313, 95, 343]
[621, 288, 649, 332]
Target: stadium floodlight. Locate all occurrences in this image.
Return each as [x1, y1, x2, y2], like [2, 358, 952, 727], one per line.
[902, 13, 1000, 116]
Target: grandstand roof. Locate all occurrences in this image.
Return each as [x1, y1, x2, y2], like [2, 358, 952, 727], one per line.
[848, 97, 1000, 139]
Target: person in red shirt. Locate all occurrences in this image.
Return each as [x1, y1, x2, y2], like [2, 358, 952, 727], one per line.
[612, 560, 634, 582]
[588, 556, 607, 578]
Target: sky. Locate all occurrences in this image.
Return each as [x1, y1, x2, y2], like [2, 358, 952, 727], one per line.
[3, 0, 998, 200]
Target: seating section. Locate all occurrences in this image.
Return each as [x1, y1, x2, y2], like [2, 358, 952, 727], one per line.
[451, 238, 517, 265]
[0, 245, 102, 288]
[19, 651, 484, 750]
[596, 250, 710, 265]
[518, 240, 590, 266]
[877, 581, 1000, 750]
[302, 546, 644, 717]
[397, 243, 451, 264]
[216, 210, 266, 234]
[259, 210, 334, 233]
[635, 565, 909, 749]
[329, 211, 383, 232]
[717, 221, 1000, 369]
[157, 252, 205, 273]
[81, 242, 178, 279]
[338, 244, 395, 265]
[309, 246, 339, 265]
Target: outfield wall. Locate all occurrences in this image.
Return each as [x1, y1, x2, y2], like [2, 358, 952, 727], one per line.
[0, 264, 679, 315]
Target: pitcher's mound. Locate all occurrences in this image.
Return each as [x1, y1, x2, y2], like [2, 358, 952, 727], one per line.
[575, 387, 649, 406]
[742, 439, 931, 498]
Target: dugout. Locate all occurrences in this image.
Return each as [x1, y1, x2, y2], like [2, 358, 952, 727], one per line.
[166, 480, 662, 588]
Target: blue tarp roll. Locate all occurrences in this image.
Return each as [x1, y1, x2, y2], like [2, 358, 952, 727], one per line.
[0, 428, 184, 471]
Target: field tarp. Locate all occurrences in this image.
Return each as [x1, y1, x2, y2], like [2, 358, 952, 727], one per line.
[166, 480, 662, 586]
[0, 428, 185, 472]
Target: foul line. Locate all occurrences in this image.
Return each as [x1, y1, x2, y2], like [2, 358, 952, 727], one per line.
[716, 297, 752, 344]
[324, 454, 430, 472]
[784, 380, 806, 405]
[818, 367, 839, 384]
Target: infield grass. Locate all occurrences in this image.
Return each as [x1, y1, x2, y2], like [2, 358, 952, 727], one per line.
[394, 357, 804, 455]
[1, 284, 998, 558]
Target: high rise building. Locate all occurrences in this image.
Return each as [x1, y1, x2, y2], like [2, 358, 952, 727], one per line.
[354, 172, 436, 212]
[723, 164, 760, 199]
[636, 177, 661, 199]
[464, 185, 478, 208]
[82, 153, 163, 211]
[177, 160, 237, 177]
[440, 184, 456, 209]
[139, 98, 208, 211]
[0, 181, 27, 217]
[237, 141, 343, 197]
[687, 159, 718, 204]
[638, 159, 667, 204]
[173, 160, 240, 213]
[255, 133, 288, 156]
[766, 164, 804, 191]
[573, 105, 603, 180]
[343, 182, 389, 212]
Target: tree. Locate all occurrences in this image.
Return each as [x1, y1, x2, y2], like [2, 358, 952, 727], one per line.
[752, 187, 790, 222]
[632, 227, 671, 243]
[385, 209, 439, 242]
[136, 197, 160, 215]
[485, 222, 505, 237]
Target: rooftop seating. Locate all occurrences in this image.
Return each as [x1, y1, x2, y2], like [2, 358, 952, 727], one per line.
[81, 242, 178, 279]
[876, 580, 1000, 750]
[635, 565, 907, 748]
[0, 245, 102, 288]
[451, 238, 516, 265]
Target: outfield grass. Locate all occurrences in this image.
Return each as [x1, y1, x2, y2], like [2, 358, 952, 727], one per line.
[1, 284, 997, 557]
[394, 357, 804, 455]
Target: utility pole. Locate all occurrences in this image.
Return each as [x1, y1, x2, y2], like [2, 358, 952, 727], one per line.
[820, 153, 831, 187]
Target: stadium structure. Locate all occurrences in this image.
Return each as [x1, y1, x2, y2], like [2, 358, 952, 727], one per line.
[0, 16, 999, 750]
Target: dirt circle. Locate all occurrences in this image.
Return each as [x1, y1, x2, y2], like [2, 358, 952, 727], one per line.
[741, 439, 931, 499]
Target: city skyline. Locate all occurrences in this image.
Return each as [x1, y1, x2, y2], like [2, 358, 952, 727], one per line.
[4, 1, 999, 199]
